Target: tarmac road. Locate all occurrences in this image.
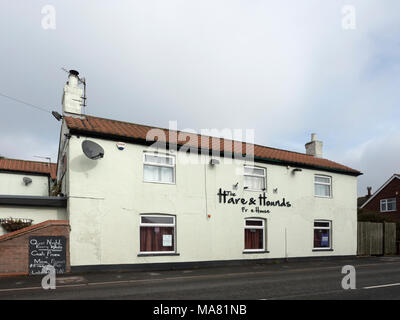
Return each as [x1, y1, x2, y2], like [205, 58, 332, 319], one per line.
[1, 256, 400, 300]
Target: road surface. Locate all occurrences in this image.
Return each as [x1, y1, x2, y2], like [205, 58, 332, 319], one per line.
[1, 256, 400, 300]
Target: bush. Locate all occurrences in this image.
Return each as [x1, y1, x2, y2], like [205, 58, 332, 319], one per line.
[0, 218, 33, 232]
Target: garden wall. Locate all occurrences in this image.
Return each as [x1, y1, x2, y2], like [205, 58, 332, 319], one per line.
[0, 220, 70, 276]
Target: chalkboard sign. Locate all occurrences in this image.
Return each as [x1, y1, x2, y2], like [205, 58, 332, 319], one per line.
[28, 236, 67, 275]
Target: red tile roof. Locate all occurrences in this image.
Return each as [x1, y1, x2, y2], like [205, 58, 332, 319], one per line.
[65, 115, 361, 176]
[0, 158, 57, 179]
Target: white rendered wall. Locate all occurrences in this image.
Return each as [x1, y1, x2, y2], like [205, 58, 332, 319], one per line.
[66, 135, 358, 267]
[0, 206, 67, 236]
[0, 172, 49, 196]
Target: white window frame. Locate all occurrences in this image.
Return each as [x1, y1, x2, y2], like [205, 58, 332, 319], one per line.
[314, 175, 332, 198]
[139, 214, 176, 254]
[380, 198, 396, 212]
[313, 220, 332, 250]
[243, 165, 266, 192]
[243, 218, 266, 252]
[143, 153, 176, 184]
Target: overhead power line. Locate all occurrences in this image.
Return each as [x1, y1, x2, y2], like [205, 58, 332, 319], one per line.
[0, 91, 52, 114]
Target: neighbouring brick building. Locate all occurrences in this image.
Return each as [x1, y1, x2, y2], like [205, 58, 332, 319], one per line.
[0, 159, 67, 237]
[360, 174, 400, 222]
[0, 158, 57, 196]
[0, 159, 68, 275]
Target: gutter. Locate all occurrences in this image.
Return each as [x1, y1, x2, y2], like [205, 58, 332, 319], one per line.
[0, 195, 67, 208]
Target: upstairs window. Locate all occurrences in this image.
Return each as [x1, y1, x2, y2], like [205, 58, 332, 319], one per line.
[244, 166, 266, 191]
[140, 215, 175, 253]
[314, 175, 332, 198]
[143, 153, 175, 184]
[380, 198, 396, 212]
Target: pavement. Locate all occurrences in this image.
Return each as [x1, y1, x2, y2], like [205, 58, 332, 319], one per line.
[1, 256, 400, 300]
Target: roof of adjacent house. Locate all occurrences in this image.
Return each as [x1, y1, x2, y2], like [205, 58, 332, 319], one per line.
[357, 195, 370, 208]
[360, 174, 400, 209]
[0, 158, 57, 180]
[64, 115, 361, 176]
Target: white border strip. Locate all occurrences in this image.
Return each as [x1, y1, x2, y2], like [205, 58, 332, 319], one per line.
[363, 282, 400, 290]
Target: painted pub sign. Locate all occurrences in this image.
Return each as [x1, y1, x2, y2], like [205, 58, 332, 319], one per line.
[217, 188, 292, 214]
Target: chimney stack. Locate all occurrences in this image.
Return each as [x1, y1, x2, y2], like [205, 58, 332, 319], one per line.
[62, 70, 83, 116]
[305, 133, 323, 158]
[367, 186, 372, 197]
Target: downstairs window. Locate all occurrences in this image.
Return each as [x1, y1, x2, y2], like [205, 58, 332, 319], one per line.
[140, 215, 175, 253]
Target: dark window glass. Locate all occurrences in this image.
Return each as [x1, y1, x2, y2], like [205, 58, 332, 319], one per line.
[141, 216, 174, 224]
[314, 229, 330, 248]
[314, 221, 330, 228]
[245, 229, 263, 250]
[140, 226, 174, 252]
[245, 220, 263, 226]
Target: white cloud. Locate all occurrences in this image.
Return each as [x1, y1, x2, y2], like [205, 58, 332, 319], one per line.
[0, 0, 399, 195]
[338, 128, 400, 196]
[0, 134, 58, 163]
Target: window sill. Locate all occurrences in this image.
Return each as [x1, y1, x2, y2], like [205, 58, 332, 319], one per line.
[243, 250, 269, 254]
[137, 253, 180, 257]
[143, 181, 176, 185]
[312, 248, 333, 252]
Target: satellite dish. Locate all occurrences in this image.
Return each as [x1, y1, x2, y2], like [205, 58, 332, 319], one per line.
[82, 140, 104, 160]
[23, 177, 32, 185]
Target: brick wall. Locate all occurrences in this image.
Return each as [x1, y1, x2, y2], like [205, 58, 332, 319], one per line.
[363, 178, 400, 218]
[0, 220, 70, 276]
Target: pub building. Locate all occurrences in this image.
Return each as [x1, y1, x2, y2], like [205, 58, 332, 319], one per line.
[56, 71, 361, 271]
[0, 71, 362, 273]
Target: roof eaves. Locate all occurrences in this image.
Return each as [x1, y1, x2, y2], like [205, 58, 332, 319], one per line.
[69, 127, 361, 177]
[253, 155, 362, 177]
[0, 195, 67, 208]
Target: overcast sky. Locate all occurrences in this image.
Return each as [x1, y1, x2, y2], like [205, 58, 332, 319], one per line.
[0, 1, 399, 196]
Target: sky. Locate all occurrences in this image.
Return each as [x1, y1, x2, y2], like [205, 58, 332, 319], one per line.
[0, 0, 399, 196]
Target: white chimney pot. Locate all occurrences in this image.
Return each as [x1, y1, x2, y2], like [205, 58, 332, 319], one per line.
[62, 70, 83, 115]
[311, 133, 317, 141]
